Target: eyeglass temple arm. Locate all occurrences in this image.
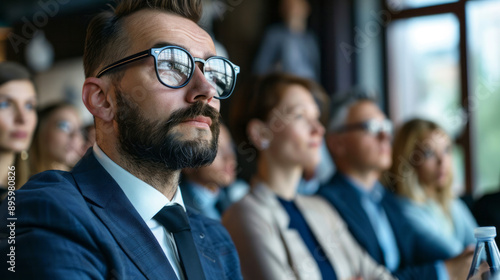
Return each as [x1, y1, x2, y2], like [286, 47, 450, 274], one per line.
[193, 57, 240, 75]
[96, 50, 150, 77]
[335, 123, 368, 133]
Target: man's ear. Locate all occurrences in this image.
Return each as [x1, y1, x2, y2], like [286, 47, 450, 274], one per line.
[247, 119, 272, 150]
[82, 77, 114, 122]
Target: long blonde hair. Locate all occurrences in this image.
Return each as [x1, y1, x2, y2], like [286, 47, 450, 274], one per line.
[384, 119, 453, 215]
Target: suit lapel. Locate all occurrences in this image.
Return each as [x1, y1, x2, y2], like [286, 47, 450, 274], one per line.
[71, 151, 177, 280]
[328, 174, 385, 263]
[295, 196, 344, 276]
[187, 209, 224, 280]
[252, 185, 321, 280]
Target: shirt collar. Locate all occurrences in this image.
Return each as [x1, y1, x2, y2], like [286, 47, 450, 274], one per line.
[92, 143, 186, 223]
[342, 173, 385, 204]
[186, 181, 220, 208]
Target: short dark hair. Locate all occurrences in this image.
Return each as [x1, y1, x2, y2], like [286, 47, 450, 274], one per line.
[231, 73, 328, 146]
[0, 62, 31, 86]
[83, 0, 203, 78]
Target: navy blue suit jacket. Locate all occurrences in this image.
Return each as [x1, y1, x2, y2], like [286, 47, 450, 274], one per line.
[317, 172, 440, 280]
[0, 150, 242, 280]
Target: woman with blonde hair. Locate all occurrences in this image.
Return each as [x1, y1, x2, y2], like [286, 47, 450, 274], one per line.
[223, 73, 394, 280]
[386, 118, 476, 261]
[0, 62, 37, 199]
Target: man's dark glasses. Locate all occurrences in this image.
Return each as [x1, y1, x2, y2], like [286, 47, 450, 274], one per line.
[335, 119, 393, 136]
[96, 46, 240, 99]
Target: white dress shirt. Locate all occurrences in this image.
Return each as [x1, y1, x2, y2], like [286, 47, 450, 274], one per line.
[93, 144, 186, 280]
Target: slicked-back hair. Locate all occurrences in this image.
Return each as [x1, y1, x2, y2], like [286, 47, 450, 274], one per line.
[327, 88, 378, 132]
[83, 0, 202, 78]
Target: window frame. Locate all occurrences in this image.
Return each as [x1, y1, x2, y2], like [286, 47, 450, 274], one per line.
[382, 0, 477, 194]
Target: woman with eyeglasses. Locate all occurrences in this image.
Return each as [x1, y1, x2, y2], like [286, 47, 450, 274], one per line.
[29, 102, 84, 175]
[223, 73, 395, 280]
[0, 62, 38, 199]
[385, 118, 477, 261]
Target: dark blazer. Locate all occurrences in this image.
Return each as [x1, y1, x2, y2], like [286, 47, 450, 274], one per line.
[473, 191, 500, 245]
[0, 150, 242, 280]
[317, 172, 441, 280]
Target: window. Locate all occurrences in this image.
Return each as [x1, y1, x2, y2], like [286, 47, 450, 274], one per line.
[385, 0, 500, 196]
[387, 0, 458, 11]
[467, 0, 500, 195]
[387, 14, 466, 194]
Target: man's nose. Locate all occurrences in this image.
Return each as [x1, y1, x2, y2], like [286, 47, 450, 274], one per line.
[184, 64, 217, 104]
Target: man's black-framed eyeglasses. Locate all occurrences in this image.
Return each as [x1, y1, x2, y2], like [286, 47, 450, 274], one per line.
[96, 45, 240, 99]
[335, 119, 393, 136]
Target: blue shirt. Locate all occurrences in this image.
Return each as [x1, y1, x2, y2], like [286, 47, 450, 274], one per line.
[181, 181, 221, 220]
[346, 177, 401, 271]
[345, 176, 449, 280]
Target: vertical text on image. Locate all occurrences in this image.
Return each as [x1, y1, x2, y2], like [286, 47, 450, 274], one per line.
[6, 166, 16, 273]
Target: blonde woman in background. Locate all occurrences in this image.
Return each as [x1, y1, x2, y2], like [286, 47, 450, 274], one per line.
[29, 102, 84, 174]
[0, 62, 37, 199]
[386, 118, 476, 262]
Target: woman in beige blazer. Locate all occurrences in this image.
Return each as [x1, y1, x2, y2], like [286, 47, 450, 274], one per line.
[223, 73, 395, 280]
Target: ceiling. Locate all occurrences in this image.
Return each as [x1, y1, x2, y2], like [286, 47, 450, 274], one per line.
[0, 0, 108, 26]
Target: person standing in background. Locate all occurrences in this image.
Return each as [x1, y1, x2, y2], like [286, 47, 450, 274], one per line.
[253, 0, 320, 82]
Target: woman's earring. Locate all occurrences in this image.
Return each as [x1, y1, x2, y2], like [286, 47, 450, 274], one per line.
[261, 140, 270, 150]
[21, 150, 29, 161]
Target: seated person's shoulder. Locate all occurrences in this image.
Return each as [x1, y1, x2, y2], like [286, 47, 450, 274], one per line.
[222, 191, 281, 236]
[22, 169, 75, 189]
[2, 170, 89, 225]
[299, 194, 337, 213]
[222, 191, 274, 223]
[17, 170, 83, 203]
[298, 194, 347, 229]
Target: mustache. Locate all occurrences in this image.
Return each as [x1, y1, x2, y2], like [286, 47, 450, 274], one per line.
[163, 101, 220, 130]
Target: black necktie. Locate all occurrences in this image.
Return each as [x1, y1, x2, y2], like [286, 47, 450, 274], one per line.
[154, 204, 206, 280]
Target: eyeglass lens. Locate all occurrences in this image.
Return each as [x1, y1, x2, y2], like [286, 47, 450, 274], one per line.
[367, 119, 393, 135]
[157, 48, 193, 87]
[156, 47, 235, 98]
[204, 58, 235, 98]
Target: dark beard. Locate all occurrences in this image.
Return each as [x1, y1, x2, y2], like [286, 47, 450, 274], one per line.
[114, 88, 220, 172]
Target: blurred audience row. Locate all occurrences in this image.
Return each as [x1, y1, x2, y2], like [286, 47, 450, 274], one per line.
[2, 59, 500, 279]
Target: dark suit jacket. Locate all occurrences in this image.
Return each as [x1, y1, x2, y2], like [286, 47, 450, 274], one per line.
[317, 172, 440, 280]
[473, 191, 500, 245]
[0, 150, 242, 280]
